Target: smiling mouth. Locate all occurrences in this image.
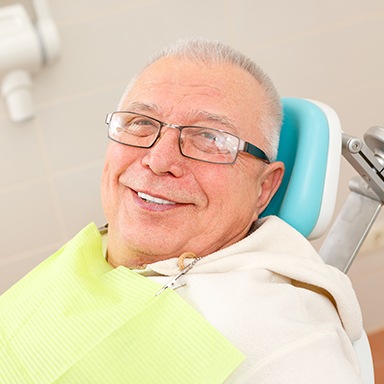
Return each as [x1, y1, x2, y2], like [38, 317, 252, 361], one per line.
[137, 192, 176, 205]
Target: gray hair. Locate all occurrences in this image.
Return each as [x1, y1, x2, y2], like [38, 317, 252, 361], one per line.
[121, 38, 282, 161]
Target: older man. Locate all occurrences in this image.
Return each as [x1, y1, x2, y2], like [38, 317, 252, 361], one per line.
[0, 39, 363, 383]
[102, 40, 284, 269]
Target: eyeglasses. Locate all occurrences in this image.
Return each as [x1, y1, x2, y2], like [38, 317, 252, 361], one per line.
[105, 111, 270, 165]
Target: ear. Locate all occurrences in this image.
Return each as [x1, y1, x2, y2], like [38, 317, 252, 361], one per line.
[253, 161, 285, 220]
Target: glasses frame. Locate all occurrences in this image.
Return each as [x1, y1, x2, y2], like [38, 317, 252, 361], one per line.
[105, 111, 270, 165]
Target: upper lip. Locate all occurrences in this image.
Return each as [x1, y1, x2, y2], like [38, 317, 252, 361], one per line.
[119, 176, 197, 205]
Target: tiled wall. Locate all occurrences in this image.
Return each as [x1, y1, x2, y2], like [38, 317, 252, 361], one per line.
[1, 0, 384, 332]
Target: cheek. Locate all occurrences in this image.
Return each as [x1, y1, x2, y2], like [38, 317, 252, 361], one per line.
[101, 160, 115, 220]
[201, 168, 258, 212]
[103, 144, 139, 179]
[101, 148, 119, 196]
[220, 168, 262, 214]
[101, 145, 135, 211]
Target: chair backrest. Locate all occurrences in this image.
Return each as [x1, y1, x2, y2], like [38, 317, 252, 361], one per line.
[262, 98, 341, 239]
[262, 98, 374, 384]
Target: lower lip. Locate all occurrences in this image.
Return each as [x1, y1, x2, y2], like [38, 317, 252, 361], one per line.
[131, 188, 181, 212]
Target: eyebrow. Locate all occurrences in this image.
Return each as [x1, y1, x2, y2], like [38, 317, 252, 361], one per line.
[125, 101, 161, 114]
[195, 110, 237, 133]
[124, 102, 238, 133]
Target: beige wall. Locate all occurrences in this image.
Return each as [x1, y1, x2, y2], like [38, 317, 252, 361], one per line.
[1, 0, 383, 332]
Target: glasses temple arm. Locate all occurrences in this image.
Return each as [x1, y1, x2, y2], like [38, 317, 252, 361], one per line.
[241, 141, 270, 163]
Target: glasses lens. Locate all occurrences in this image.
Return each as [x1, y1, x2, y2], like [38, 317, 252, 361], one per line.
[180, 127, 239, 164]
[108, 112, 160, 147]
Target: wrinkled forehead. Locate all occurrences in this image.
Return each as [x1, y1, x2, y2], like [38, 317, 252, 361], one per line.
[130, 56, 262, 94]
[119, 56, 267, 142]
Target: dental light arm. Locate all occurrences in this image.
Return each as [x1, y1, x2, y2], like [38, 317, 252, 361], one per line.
[0, 0, 60, 122]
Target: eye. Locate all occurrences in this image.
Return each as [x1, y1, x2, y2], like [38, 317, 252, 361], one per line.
[117, 115, 159, 137]
[190, 129, 232, 154]
[130, 116, 158, 127]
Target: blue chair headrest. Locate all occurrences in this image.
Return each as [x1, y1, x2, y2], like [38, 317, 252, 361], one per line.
[262, 98, 341, 239]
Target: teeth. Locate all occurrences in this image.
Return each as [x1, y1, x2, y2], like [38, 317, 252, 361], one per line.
[138, 192, 176, 205]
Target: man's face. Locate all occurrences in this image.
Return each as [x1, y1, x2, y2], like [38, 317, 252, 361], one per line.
[102, 57, 283, 267]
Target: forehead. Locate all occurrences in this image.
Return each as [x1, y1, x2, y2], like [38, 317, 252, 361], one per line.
[120, 57, 265, 140]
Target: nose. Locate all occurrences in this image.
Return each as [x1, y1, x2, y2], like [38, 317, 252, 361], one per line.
[141, 127, 185, 177]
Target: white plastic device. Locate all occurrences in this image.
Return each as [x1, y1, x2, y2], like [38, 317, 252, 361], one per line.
[0, 1, 60, 122]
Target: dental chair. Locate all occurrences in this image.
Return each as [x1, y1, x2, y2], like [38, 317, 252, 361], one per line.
[263, 97, 383, 384]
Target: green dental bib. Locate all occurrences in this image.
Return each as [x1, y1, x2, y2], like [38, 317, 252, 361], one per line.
[0, 223, 244, 383]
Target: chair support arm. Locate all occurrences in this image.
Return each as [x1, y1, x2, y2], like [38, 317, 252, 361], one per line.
[320, 129, 384, 272]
